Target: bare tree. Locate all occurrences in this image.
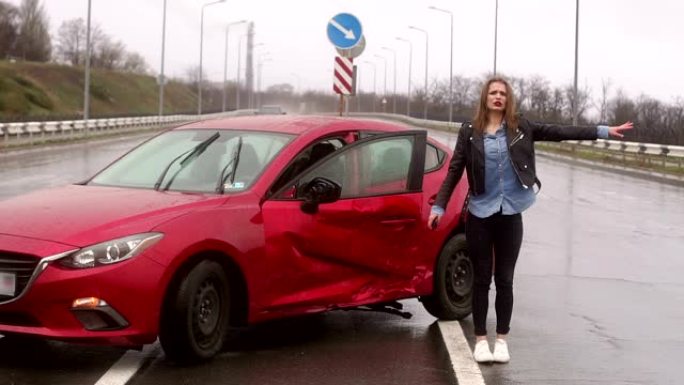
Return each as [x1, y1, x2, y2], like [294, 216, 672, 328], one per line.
[527, 76, 551, 121]
[55, 18, 85, 65]
[92, 35, 125, 70]
[548, 87, 565, 123]
[0, 1, 19, 59]
[593, 78, 612, 124]
[564, 83, 591, 123]
[15, 0, 51, 62]
[266, 83, 294, 95]
[184, 65, 201, 91]
[452, 75, 476, 117]
[509, 76, 529, 111]
[636, 94, 663, 142]
[609, 90, 638, 140]
[121, 52, 148, 74]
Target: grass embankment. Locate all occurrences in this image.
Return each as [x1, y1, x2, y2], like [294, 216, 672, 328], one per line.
[0, 61, 196, 121]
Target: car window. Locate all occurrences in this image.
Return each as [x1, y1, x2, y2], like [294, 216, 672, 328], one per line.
[294, 136, 416, 199]
[89, 130, 293, 193]
[425, 143, 445, 172]
[358, 131, 442, 172]
[269, 138, 345, 196]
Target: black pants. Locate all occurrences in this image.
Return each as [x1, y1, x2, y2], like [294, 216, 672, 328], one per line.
[466, 211, 523, 336]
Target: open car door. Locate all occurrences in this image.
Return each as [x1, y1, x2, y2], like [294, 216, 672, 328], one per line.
[258, 131, 428, 312]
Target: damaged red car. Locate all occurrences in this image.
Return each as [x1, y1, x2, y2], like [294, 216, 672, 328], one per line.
[0, 116, 471, 362]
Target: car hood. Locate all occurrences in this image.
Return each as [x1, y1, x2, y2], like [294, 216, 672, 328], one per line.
[0, 185, 223, 247]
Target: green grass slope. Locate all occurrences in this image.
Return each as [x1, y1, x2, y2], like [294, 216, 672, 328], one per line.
[0, 61, 197, 121]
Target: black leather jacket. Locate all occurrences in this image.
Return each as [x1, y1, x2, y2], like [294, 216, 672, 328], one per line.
[434, 118, 599, 210]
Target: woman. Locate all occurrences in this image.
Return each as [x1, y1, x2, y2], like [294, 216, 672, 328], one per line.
[428, 77, 633, 364]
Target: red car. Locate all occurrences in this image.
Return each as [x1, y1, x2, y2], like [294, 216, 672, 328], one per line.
[0, 116, 471, 362]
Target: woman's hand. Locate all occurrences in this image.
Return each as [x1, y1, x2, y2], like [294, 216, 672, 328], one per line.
[608, 121, 634, 138]
[428, 213, 441, 230]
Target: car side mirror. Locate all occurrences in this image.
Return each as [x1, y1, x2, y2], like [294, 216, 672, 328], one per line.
[300, 177, 341, 214]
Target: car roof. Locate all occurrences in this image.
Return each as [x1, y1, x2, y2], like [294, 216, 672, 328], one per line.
[175, 115, 413, 137]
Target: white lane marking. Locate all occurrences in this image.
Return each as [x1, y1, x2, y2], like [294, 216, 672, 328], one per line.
[438, 321, 487, 385]
[94, 342, 160, 385]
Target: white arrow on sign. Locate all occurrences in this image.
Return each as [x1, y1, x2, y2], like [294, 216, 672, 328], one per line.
[330, 18, 356, 40]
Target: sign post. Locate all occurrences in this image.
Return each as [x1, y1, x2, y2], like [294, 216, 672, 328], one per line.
[327, 13, 365, 117]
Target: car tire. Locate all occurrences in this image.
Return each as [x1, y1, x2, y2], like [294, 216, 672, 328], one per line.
[420, 233, 473, 320]
[160, 260, 230, 363]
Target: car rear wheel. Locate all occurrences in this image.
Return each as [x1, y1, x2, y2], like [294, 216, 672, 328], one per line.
[160, 260, 230, 363]
[420, 234, 473, 320]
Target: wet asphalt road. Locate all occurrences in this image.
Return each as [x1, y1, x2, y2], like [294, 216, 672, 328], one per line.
[1, 130, 683, 385]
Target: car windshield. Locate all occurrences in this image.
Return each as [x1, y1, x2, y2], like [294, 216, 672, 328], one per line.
[89, 129, 293, 193]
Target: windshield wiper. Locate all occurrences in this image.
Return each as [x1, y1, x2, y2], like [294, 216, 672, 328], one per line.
[154, 132, 220, 191]
[216, 136, 243, 194]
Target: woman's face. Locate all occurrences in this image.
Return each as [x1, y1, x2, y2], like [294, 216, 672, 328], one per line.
[486, 81, 507, 113]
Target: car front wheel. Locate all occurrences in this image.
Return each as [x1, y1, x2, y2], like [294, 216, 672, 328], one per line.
[420, 233, 473, 320]
[160, 260, 230, 363]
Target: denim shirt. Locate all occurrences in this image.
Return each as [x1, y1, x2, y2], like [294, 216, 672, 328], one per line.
[431, 125, 610, 218]
[468, 125, 535, 218]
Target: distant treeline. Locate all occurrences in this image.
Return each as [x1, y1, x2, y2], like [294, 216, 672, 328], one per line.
[253, 75, 684, 146]
[0, 0, 148, 73]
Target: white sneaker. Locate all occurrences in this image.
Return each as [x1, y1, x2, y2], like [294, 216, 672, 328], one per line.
[472, 340, 493, 363]
[493, 338, 510, 363]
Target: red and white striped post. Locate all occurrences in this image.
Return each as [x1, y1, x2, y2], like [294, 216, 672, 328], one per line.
[333, 56, 354, 116]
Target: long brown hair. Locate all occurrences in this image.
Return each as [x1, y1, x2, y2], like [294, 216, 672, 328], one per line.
[472, 76, 518, 135]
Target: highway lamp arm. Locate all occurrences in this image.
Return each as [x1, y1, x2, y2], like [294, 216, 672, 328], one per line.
[408, 26, 429, 120]
[429, 6, 454, 124]
[223, 20, 247, 112]
[381, 46, 397, 114]
[159, 0, 167, 117]
[198, 0, 226, 116]
[373, 54, 388, 109]
[396, 37, 412, 116]
[362, 61, 377, 112]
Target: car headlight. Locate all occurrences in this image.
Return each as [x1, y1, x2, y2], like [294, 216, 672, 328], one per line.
[59, 233, 164, 269]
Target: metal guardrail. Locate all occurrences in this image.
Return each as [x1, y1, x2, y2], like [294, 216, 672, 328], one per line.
[566, 138, 684, 158]
[3, 111, 683, 174]
[351, 112, 684, 158]
[349, 112, 684, 175]
[0, 110, 256, 148]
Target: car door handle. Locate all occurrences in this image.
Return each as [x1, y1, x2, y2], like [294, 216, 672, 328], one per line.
[380, 218, 417, 226]
[428, 194, 436, 205]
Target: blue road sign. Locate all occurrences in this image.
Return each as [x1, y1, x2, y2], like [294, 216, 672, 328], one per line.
[327, 13, 363, 50]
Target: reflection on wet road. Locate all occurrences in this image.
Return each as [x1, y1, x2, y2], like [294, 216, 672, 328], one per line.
[504, 156, 684, 385]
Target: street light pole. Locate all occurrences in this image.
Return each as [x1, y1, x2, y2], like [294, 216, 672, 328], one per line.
[362, 61, 377, 112]
[374, 54, 388, 113]
[223, 20, 246, 112]
[494, 0, 499, 75]
[409, 26, 429, 120]
[83, 0, 92, 124]
[573, 0, 580, 126]
[159, 0, 167, 117]
[236, 34, 246, 109]
[256, 54, 271, 108]
[396, 37, 412, 117]
[429, 6, 453, 124]
[381, 47, 397, 114]
[198, 0, 225, 116]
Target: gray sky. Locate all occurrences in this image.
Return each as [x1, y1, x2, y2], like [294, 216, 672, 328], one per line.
[9, 0, 683, 109]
